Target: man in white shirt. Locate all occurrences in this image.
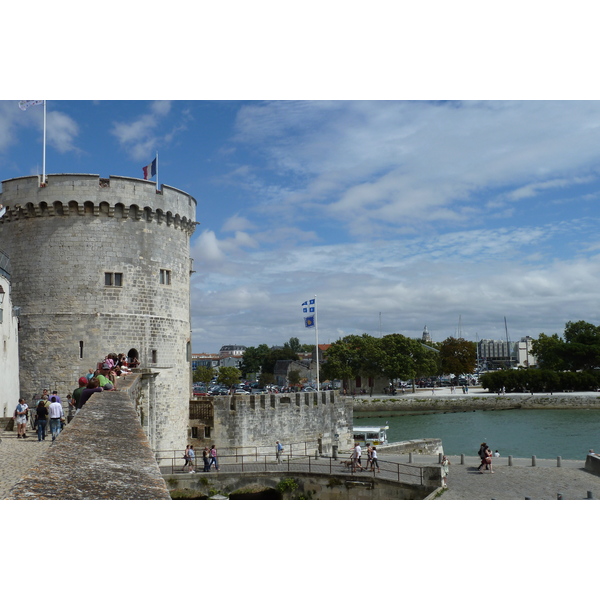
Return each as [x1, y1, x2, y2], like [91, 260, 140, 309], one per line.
[48, 396, 64, 441]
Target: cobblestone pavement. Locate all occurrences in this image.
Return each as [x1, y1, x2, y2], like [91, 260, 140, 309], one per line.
[0, 429, 51, 499]
[409, 454, 600, 500]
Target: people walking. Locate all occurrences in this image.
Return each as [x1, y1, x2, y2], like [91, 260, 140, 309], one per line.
[365, 443, 373, 470]
[35, 400, 48, 441]
[276, 440, 284, 464]
[202, 447, 211, 472]
[371, 446, 381, 473]
[441, 455, 450, 487]
[209, 445, 219, 471]
[182, 445, 191, 471]
[48, 396, 64, 441]
[188, 446, 195, 473]
[477, 443, 489, 471]
[15, 398, 29, 439]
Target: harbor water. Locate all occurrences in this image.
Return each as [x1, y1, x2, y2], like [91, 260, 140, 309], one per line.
[354, 408, 600, 460]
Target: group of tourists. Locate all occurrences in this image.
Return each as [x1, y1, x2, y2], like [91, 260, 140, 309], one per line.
[477, 442, 495, 473]
[350, 442, 380, 473]
[14, 351, 139, 441]
[15, 389, 65, 442]
[183, 445, 219, 473]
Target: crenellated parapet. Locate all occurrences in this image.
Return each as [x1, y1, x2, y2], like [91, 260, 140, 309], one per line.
[0, 174, 197, 235]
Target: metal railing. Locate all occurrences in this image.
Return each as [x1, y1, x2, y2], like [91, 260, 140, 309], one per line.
[158, 450, 427, 486]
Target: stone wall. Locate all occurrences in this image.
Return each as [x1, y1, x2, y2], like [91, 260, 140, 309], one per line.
[353, 393, 600, 413]
[0, 174, 196, 453]
[585, 454, 600, 476]
[167, 471, 440, 500]
[210, 391, 354, 455]
[5, 374, 170, 500]
[0, 269, 20, 419]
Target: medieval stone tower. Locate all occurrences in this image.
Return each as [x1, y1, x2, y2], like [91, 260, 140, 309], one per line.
[0, 174, 197, 452]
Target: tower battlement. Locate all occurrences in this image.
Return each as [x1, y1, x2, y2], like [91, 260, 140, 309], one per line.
[0, 174, 197, 233]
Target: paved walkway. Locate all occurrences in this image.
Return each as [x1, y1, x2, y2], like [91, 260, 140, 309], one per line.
[0, 429, 51, 499]
[409, 454, 600, 500]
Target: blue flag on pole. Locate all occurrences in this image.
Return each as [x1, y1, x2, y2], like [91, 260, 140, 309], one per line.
[302, 299, 315, 313]
[304, 315, 315, 328]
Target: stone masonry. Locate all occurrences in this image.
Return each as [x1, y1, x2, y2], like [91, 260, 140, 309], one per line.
[0, 174, 197, 452]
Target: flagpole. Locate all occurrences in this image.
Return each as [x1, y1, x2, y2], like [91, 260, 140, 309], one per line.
[156, 151, 159, 191]
[42, 101, 46, 183]
[314, 295, 320, 391]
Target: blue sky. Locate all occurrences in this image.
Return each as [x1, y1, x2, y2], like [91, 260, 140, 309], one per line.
[3, 99, 600, 353]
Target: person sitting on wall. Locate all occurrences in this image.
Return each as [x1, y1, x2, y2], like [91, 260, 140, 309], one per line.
[96, 370, 116, 391]
[76, 377, 104, 411]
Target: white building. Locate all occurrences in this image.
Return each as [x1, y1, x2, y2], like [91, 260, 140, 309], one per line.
[0, 248, 20, 418]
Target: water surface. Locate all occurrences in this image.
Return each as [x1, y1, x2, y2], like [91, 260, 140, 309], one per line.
[355, 409, 600, 459]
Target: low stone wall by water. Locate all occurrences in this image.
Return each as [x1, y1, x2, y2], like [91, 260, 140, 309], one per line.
[353, 393, 600, 413]
[585, 454, 600, 476]
[378, 438, 443, 456]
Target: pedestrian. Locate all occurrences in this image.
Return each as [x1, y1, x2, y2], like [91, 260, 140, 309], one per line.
[48, 395, 64, 441]
[188, 446, 195, 473]
[276, 440, 284, 464]
[35, 399, 48, 441]
[441, 455, 450, 487]
[15, 398, 29, 438]
[365, 443, 373, 470]
[477, 443, 489, 472]
[182, 445, 190, 471]
[209, 445, 219, 471]
[371, 446, 381, 473]
[494, 449, 500, 458]
[202, 447, 211, 472]
[76, 378, 104, 411]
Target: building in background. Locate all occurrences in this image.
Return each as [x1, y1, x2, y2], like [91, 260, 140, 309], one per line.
[0, 247, 20, 419]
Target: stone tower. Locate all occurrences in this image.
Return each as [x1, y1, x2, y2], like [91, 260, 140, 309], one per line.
[0, 174, 197, 452]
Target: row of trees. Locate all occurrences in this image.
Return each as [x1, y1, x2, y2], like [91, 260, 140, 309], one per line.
[321, 333, 476, 394]
[481, 321, 600, 393]
[531, 320, 600, 371]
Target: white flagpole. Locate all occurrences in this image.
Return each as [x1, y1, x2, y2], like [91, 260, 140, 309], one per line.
[42, 101, 46, 183]
[156, 151, 159, 190]
[314, 295, 320, 391]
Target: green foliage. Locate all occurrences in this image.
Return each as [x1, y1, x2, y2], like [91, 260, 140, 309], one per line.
[276, 477, 299, 494]
[532, 321, 600, 371]
[439, 337, 476, 375]
[283, 337, 302, 353]
[258, 371, 275, 387]
[322, 332, 439, 392]
[240, 344, 271, 377]
[480, 368, 600, 393]
[288, 369, 302, 387]
[217, 366, 242, 388]
[193, 365, 214, 385]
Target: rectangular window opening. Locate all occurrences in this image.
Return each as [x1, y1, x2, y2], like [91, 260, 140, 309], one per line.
[104, 272, 123, 287]
[160, 269, 172, 285]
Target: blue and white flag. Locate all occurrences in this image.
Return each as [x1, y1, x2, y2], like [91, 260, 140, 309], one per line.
[18, 100, 43, 111]
[302, 299, 315, 314]
[304, 315, 315, 328]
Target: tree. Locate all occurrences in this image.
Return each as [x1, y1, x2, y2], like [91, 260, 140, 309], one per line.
[321, 335, 364, 391]
[193, 365, 214, 386]
[379, 334, 438, 390]
[439, 337, 476, 376]
[240, 344, 270, 377]
[217, 366, 242, 390]
[288, 369, 301, 388]
[283, 337, 302, 353]
[531, 333, 566, 371]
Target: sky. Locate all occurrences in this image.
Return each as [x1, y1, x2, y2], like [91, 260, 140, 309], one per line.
[3, 99, 600, 353]
[3, 0, 593, 582]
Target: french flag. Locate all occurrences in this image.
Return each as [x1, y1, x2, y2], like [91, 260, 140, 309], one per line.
[143, 157, 157, 180]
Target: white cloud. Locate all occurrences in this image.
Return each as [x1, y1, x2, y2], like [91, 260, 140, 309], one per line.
[110, 101, 176, 161]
